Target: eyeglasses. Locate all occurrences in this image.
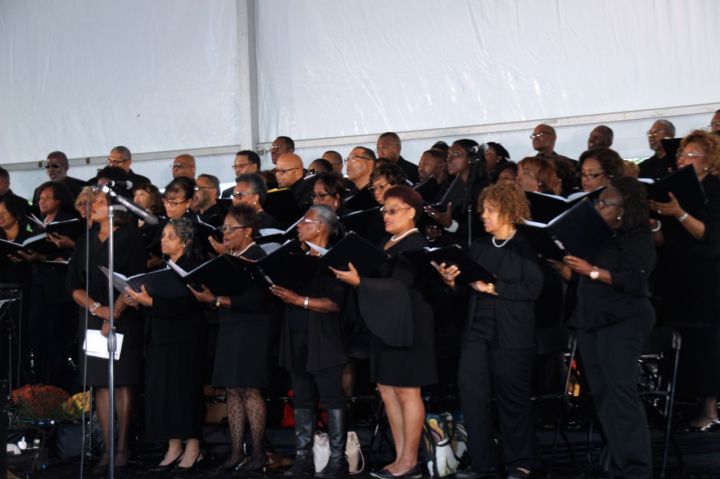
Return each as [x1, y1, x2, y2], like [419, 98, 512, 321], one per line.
[231, 191, 254, 198]
[298, 218, 321, 225]
[446, 152, 465, 160]
[710, 121, 720, 128]
[220, 225, 251, 233]
[646, 131, 670, 139]
[311, 192, 332, 200]
[194, 185, 215, 191]
[273, 167, 299, 175]
[677, 151, 706, 160]
[171, 163, 192, 170]
[344, 155, 372, 164]
[380, 206, 412, 216]
[593, 198, 623, 209]
[370, 182, 391, 193]
[581, 171, 605, 180]
[44, 163, 63, 169]
[106, 157, 129, 167]
[530, 132, 552, 140]
[232, 162, 253, 169]
[163, 198, 189, 207]
[270, 144, 281, 151]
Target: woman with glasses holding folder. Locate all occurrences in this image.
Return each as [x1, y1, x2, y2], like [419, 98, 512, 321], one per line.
[189, 205, 280, 473]
[125, 217, 207, 473]
[333, 185, 437, 479]
[270, 205, 350, 478]
[561, 177, 655, 479]
[650, 130, 720, 431]
[433, 182, 542, 479]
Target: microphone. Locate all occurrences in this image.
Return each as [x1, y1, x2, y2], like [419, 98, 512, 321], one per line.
[100, 185, 159, 225]
[105, 180, 134, 190]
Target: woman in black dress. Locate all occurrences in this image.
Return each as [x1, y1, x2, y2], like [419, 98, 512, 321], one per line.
[270, 205, 349, 478]
[333, 186, 437, 479]
[66, 191, 146, 472]
[126, 218, 207, 473]
[561, 177, 655, 478]
[189, 205, 280, 473]
[434, 183, 543, 479]
[650, 129, 720, 430]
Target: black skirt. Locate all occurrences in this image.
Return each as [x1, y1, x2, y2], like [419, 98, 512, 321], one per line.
[82, 310, 143, 387]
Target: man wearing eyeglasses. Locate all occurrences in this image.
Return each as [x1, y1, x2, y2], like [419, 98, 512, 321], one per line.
[270, 136, 295, 165]
[191, 174, 224, 227]
[638, 120, 676, 181]
[36, 151, 87, 198]
[99, 145, 151, 186]
[171, 153, 196, 180]
[531, 123, 579, 196]
[220, 150, 261, 199]
[275, 153, 312, 211]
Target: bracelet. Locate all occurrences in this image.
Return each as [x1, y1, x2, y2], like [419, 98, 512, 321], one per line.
[677, 212, 689, 223]
[88, 302, 100, 316]
[303, 296, 309, 309]
[486, 283, 495, 294]
[214, 296, 222, 309]
[651, 220, 662, 232]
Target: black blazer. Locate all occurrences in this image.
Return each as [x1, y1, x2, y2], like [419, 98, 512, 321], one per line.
[571, 226, 655, 331]
[462, 231, 544, 349]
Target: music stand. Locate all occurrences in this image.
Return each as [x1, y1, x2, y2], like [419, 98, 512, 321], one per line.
[0, 283, 22, 393]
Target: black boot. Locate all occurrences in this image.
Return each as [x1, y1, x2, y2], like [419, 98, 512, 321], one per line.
[315, 408, 347, 478]
[284, 408, 316, 477]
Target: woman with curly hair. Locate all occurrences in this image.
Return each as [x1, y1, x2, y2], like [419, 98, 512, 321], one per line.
[516, 156, 562, 195]
[650, 129, 720, 431]
[434, 183, 543, 479]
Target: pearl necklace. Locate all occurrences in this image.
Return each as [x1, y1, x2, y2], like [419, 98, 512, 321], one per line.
[491, 229, 516, 248]
[390, 228, 419, 242]
[231, 242, 256, 257]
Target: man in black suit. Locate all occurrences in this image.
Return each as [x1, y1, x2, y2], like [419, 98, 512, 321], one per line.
[638, 119, 676, 181]
[377, 131, 419, 184]
[275, 153, 312, 212]
[0, 167, 29, 208]
[103, 145, 151, 186]
[220, 150, 261, 198]
[31, 152, 87, 212]
[531, 123, 578, 195]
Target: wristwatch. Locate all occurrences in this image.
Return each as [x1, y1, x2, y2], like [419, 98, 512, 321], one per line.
[589, 267, 600, 280]
[88, 302, 101, 316]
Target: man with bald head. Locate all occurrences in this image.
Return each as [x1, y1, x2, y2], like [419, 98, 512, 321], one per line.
[587, 125, 614, 150]
[531, 123, 578, 195]
[638, 119, 676, 180]
[275, 152, 312, 211]
[171, 153, 196, 179]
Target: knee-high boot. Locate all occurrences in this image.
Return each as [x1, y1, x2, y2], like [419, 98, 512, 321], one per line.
[284, 408, 317, 477]
[315, 408, 347, 478]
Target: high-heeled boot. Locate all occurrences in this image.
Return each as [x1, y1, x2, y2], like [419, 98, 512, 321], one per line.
[315, 408, 347, 478]
[284, 408, 316, 477]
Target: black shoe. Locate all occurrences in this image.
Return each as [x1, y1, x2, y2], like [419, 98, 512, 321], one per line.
[213, 455, 248, 474]
[454, 468, 498, 479]
[371, 464, 423, 479]
[147, 454, 182, 473]
[173, 455, 204, 474]
[91, 453, 109, 476]
[506, 467, 531, 479]
[237, 454, 267, 473]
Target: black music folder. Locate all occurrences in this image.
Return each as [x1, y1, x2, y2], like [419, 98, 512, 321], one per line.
[248, 240, 322, 290]
[402, 244, 496, 284]
[339, 207, 386, 245]
[317, 232, 388, 277]
[262, 188, 303, 229]
[256, 217, 302, 245]
[646, 164, 707, 211]
[99, 266, 189, 298]
[344, 187, 379, 211]
[0, 234, 51, 256]
[517, 200, 613, 261]
[414, 178, 440, 203]
[26, 214, 84, 240]
[525, 189, 604, 224]
[168, 254, 262, 296]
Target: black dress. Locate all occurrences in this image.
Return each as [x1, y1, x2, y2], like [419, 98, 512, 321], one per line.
[65, 225, 146, 386]
[358, 232, 437, 387]
[212, 245, 280, 388]
[654, 174, 720, 395]
[144, 255, 207, 440]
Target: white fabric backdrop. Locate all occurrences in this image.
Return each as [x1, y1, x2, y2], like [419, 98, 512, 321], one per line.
[0, 0, 241, 163]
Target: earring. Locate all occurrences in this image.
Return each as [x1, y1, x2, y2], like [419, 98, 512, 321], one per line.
[616, 216, 622, 221]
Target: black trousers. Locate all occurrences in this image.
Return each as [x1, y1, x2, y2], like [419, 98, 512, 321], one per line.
[578, 316, 653, 479]
[458, 326, 535, 473]
[289, 332, 345, 410]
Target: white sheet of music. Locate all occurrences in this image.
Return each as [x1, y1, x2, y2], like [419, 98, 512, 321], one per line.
[83, 329, 124, 360]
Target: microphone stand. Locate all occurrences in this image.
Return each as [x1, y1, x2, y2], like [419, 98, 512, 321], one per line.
[465, 159, 481, 249]
[98, 185, 157, 479]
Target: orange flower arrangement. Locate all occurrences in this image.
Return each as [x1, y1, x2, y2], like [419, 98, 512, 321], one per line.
[10, 384, 71, 420]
